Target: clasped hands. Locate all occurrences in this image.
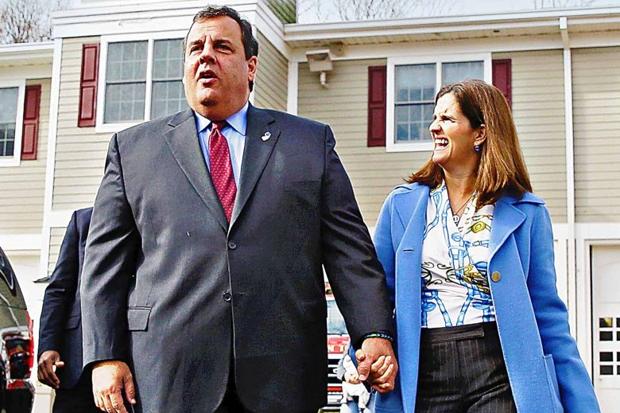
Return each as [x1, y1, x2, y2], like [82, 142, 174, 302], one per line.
[354, 337, 398, 393]
[89, 338, 398, 412]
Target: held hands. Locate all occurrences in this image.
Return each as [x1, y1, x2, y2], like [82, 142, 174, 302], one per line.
[92, 360, 136, 413]
[355, 337, 398, 393]
[37, 350, 65, 389]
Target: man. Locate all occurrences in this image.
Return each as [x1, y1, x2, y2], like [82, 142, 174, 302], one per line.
[81, 6, 397, 413]
[38, 207, 97, 412]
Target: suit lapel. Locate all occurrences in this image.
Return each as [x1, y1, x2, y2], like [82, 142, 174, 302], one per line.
[163, 109, 228, 232]
[230, 105, 279, 228]
[489, 196, 526, 264]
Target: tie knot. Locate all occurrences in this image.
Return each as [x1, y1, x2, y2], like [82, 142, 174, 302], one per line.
[211, 121, 226, 133]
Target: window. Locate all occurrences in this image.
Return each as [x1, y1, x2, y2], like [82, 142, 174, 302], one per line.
[98, 35, 188, 131]
[0, 81, 25, 166]
[104, 41, 147, 123]
[151, 39, 185, 120]
[0, 87, 19, 157]
[387, 54, 491, 152]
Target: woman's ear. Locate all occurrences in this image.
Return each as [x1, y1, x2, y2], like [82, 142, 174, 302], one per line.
[474, 124, 487, 146]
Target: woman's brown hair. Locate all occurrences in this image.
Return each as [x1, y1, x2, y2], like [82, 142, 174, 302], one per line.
[407, 79, 532, 207]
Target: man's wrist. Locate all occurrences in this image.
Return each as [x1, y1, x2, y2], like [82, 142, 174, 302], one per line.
[358, 331, 394, 348]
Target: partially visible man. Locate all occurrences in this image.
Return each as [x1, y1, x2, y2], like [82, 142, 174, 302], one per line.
[38, 207, 97, 413]
[81, 5, 397, 413]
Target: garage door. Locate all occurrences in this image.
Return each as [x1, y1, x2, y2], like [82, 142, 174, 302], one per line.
[592, 244, 620, 411]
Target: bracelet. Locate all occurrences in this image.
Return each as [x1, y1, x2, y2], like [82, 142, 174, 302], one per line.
[361, 332, 394, 342]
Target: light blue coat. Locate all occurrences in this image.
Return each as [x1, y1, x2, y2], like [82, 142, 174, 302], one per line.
[373, 183, 600, 413]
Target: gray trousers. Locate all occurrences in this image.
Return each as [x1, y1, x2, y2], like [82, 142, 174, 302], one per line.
[416, 322, 517, 413]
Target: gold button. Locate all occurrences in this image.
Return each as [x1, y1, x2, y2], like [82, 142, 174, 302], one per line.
[491, 271, 501, 282]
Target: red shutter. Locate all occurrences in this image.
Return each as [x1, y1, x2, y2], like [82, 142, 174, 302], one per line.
[367, 66, 387, 147]
[21, 84, 41, 161]
[492, 59, 512, 108]
[78, 43, 99, 127]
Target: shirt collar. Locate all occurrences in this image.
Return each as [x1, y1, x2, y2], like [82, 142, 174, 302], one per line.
[193, 101, 249, 136]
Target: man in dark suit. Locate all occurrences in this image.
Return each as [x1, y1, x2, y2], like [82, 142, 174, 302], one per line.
[38, 207, 98, 413]
[81, 5, 397, 413]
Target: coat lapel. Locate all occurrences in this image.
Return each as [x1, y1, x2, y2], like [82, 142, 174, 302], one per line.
[163, 109, 228, 232]
[230, 105, 279, 228]
[488, 195, 526, 264]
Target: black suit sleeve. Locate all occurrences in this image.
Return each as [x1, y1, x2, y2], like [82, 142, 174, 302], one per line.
[319, 125, 393, 346]
[80, 134, 140, 367]
[38, 212, 80, 358]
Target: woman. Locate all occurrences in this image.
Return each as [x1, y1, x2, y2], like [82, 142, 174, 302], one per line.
[371, 80, 599, 412]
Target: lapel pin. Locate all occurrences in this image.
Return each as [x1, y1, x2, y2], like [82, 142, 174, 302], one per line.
[261, 131, 271, 142]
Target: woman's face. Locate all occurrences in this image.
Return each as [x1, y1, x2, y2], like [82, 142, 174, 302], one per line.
[429, 92, 485, 175]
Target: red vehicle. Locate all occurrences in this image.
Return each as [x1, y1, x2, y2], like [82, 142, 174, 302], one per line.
[0, 247, 34, 412]
[323, 290, 350, 411]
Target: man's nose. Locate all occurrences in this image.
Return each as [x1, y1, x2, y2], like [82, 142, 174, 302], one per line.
[198, 43, 216, 64]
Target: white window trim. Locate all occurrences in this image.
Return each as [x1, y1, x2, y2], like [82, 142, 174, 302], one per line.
[0, 79, 26, 167]
[96, 31, 187, 134]
[386, 53, 492, 153]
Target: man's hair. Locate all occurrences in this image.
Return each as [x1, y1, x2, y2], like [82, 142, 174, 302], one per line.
[184, 5, 259, 91]
[407, 79, 532, 208]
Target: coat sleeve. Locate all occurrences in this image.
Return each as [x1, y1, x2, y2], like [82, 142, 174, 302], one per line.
[319, 125, 393, 346]
[527, 205, 600, 412]
[38, 212, 79, 358]
[80, 134, 140, 367]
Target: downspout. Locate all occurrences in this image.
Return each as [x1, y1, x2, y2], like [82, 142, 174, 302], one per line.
[560, 16, 580, 351]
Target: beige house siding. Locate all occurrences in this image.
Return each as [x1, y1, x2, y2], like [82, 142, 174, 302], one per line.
[298, 59, 425, 227]
[494, 50, 567, 223]
[298, 51, 567, 226]
[573, 46, 620, 222]
[48, 227, 66, 275]
[0, 77, 51, 234]
[52, 37, 109, 211]
[253, 31, 287, 111]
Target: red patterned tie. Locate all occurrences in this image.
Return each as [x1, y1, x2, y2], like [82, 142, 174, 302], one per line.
[208, 121, 237, 223]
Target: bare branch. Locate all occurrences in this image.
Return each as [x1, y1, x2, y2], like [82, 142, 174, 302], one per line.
[0, 0, 68, 44]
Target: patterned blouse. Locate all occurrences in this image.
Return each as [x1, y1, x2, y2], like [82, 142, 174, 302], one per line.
[421, 181, 496, 328]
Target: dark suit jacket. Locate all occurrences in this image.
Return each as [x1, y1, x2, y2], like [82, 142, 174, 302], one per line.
[38, 207, 92, 389]
[81, 106, 392, 413]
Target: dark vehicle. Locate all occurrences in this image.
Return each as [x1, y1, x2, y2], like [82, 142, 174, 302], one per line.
[0, 247, 34, 412]
[323, 293, 350, 412]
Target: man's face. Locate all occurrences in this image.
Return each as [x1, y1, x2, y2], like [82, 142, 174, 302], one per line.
[183, 16, 257, 120]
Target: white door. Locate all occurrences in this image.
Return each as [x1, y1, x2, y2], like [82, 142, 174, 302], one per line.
[592, 245, 620, 411]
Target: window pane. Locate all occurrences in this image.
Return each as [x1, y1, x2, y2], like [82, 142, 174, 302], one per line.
[442, 61, 484, 85]
[106, 41, 147, 82]
[395, 105, 412, 141]
[600, 317, 613, 328]
[0, 87, 18, 123]
[600, 331, 613, 341]
[395, 64, 435, 104]
[153, 39, 184, 80]
[0, 87, 18, 157]
[151, 80, 187, 119]
[104, 82, 146, 123]
[600, 352, 613, 362]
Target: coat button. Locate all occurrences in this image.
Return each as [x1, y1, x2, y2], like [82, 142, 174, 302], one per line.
[227, 241, 237, 250]
[491, 271, 502, 282]
[223, 292, 232, 302]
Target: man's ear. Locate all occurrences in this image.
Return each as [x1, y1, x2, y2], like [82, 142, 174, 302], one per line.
[474, 124, 487, 146]
[247, 56, 258, 82]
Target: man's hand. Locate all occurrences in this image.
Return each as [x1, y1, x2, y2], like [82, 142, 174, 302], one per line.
[92, 360, 136, 413]
[355, 337, 398, 393]
[38, 350, 64, 389]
